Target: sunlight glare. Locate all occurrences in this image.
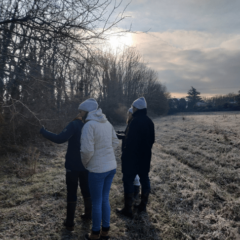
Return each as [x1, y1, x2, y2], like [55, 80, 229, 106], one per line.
[108, 33, 133, 50]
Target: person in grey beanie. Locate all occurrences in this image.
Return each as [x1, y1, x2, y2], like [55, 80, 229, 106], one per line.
[79, 98, 119, 240]
[40, 106, 91, 231]
[116, 97, 155, 218]
[116, 108, 141, 200]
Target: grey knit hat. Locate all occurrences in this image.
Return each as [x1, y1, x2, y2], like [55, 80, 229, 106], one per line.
[132, 97, 147, 109]
[78, 98, 98, 112]
[128, 107, 133, 114]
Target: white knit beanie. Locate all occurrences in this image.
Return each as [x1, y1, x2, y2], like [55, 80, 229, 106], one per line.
[78, 98, 98, 112]
[128, 107, 133, 114]
[132, 97, 147, 109]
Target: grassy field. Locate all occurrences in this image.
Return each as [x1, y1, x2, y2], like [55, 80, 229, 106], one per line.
[0, 112, 240, 240]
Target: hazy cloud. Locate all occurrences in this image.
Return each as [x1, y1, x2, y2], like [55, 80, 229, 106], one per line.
[108, 0, 240, 96]
[132, 31, 240, 96]
[117, 0, 240, 33]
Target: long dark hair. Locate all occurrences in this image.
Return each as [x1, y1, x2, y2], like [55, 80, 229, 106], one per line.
[82, 112, 89, 123]
[126, 112, 133, 124]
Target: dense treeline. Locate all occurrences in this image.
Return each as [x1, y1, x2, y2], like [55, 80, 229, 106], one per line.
[204, 92, 240, 110]
[168, 87, 240, 114]
[0, 1, 169, 152]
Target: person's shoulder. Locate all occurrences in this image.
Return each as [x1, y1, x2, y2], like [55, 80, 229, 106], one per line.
[73, 119, 84, 125]
[65, 121, 74, 128]
[146, 116, 154, 126]
[135, 114, 148, 122]
[101, 120, 114, 131]
[84, 120, 97, 129]
[130, 117, 142, 128]
[71, 119, 84, 128]
[146, 115, 154, 122]
[136, 115, 154, 127]
[130, 117, 138, 124]
[106, 120, 113, 128]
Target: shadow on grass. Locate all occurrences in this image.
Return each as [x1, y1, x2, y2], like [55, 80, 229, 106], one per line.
[60, 219, 91, 240]
[116, 210, 161, 240]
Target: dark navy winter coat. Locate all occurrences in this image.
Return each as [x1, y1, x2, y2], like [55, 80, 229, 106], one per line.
[116, 119, 132, 152]
[121, 109, 155, 175]
[40, 119, 86, 172]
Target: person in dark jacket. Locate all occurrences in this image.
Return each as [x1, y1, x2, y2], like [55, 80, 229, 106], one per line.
[40, 113, 91, 231]
[116, 97, 155, 218]
[116, 107, 140, 200]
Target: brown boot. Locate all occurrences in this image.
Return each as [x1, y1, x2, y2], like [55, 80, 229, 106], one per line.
[100, 227, 110, 240]
[81, 197, 92, 220]
[85, 230, 100, 240]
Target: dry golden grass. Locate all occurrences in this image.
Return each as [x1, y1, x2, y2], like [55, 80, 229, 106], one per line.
[0, 112, 240, 239]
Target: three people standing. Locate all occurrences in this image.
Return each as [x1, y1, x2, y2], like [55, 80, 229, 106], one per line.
[40, 96, 155, 239]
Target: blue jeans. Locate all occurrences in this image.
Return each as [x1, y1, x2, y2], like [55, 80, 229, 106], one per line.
[88, 169, 116, 231]
[123, 173, 150, 194]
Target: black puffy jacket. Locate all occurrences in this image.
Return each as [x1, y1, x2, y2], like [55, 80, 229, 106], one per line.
[121, 109, 155, 175]
[116, 119, 132, 152]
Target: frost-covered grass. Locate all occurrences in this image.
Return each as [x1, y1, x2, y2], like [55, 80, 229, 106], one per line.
[0, 112, 240, 239]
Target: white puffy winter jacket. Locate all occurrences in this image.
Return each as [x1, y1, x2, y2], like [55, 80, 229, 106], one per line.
[80, 108, 119, 173]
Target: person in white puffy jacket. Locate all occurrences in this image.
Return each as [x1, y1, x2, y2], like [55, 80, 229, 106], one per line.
[78, 98, 119, 240]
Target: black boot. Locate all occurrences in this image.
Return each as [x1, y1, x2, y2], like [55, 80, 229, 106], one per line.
[134, 193, 149, 213]
[63, 202, 76, 231]
[116, 193, 133, 218]
[81, 197, 92, 220]
[133, 186, 140, 200]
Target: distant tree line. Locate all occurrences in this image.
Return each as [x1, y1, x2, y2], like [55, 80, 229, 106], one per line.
[0, 1, 169, 152]
[168, 87, 240, 114]
[204, 91, 240, 111]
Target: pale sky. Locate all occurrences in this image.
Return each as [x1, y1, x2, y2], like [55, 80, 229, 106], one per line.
[107, 0, 240, 98]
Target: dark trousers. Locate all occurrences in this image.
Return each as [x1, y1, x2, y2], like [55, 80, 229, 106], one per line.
[66, 170, 91, 202]
[123, 172, 150, 194]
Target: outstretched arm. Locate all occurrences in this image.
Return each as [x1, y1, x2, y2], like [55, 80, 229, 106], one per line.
[40, 122, 75, 144]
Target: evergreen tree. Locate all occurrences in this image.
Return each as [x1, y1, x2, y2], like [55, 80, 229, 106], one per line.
[186, 87, 202, 109]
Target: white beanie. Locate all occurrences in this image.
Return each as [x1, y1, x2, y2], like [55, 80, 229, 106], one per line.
[78, 98, 98, 112]
[132, 97, 147, 109]
[128, 107, 133, 114]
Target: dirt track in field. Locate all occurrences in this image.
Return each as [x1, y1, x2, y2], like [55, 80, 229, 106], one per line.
[0, 112, 240, 240]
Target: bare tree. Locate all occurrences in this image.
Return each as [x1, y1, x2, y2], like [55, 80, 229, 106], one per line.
[0, 0, 131, 147]
[91, 47, 169, 121]
[0, 0, 130, 100]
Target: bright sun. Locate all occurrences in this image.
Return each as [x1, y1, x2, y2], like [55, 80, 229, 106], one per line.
[108, 32, 133, 50]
